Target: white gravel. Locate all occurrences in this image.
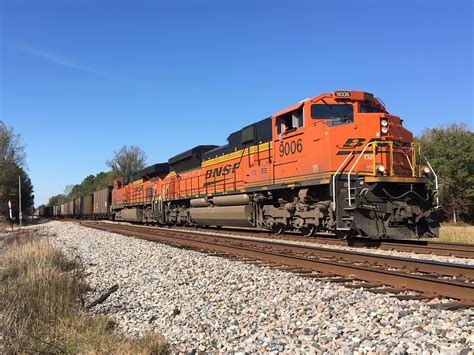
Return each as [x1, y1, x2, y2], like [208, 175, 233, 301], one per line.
[27, 221, 474, 353]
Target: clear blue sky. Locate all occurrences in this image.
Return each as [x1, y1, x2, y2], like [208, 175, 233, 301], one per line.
[0, 0, 472, 206]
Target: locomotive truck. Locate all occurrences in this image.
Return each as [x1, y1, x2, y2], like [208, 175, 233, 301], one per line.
[105, 90, 441, 239]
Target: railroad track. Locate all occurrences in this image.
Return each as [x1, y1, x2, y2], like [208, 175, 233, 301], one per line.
[161, 225, 474, 259]
[59, 218, 474, 258]
[79, 221, 474, 307]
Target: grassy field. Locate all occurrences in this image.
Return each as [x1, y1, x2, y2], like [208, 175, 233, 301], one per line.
[0, 231, 168, 354]
[437, 223, 474, 244]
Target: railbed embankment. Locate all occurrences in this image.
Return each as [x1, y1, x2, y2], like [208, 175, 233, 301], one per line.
[0, 228, 167, 354]
[23, 221, 474, 353]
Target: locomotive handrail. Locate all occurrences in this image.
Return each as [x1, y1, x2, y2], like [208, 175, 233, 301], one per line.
[424, 156, 440, 207]
[411, 142, 422, 177]
[347, 142, 373, 207]
[332, 152, 354, 212]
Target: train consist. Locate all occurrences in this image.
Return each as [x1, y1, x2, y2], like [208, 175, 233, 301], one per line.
[39, 90, 441, 239]
[36, 186, 112, 220]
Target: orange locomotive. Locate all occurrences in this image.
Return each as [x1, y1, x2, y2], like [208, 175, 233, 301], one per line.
[111, 90, 441, 239]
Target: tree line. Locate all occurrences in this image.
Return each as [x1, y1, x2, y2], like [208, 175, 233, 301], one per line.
[417, 123, 473, 223]
[0, 121, 34, 220]
[47, 145, 147, 206]
[47, 172, 115, 206]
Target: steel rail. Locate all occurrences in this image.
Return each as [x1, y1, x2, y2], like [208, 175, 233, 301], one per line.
[81, 222, 474, 279]
[141, 224, 474, 259]
[80, 221, 474, 303]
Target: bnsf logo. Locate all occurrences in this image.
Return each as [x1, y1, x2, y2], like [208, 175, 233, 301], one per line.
[342, 137, 369, 148]
[205, 162, 240, 179]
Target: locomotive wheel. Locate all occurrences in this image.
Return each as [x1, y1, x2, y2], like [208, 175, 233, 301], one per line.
[300, 225, 316, 237]
[271, 224, 285, 234]
[335, 229, 356, 240]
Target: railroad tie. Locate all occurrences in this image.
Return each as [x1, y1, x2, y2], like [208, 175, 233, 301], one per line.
[428, 302, 474, 310]
[392, 295, 426, 301]
[344, 282, 382, 289]
[290, 269, 314, 274]
[320, 278, 355, 283]
[367, 287, 405, 294]
[297, 273, 335, 279]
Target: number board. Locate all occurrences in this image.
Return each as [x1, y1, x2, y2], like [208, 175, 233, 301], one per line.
[279, 138, 303, 157]
[334, 91, 351, 98]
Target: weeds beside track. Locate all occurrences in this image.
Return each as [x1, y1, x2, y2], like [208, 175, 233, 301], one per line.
[0, 231, 167, 354]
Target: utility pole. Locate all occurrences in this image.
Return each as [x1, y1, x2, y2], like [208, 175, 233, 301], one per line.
[19, 175, 22, 227]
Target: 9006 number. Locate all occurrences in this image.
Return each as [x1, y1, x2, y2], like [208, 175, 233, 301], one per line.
[279, 138, 303, 157]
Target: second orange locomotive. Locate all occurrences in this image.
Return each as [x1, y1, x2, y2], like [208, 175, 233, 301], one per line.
[111, 90, 441, 239]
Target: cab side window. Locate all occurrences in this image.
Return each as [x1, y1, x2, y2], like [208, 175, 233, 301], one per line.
[276, 107, 304, 135]
[311, 104, 354, 125]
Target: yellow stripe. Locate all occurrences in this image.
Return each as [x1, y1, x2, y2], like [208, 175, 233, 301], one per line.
[201, 142, 273, 168]
[364, 176, 427, 183]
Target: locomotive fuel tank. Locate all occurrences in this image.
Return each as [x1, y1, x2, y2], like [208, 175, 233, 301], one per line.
[190, 205, 253, 228]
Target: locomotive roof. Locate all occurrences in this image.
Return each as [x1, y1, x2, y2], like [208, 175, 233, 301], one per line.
[168, 145, 218, 174]
[202, 117, 272, 160]
[168, 145, 218, 165]
[129, 162, 170, 182]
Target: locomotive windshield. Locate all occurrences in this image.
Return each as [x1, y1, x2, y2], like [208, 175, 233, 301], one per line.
[311, 104, 354, 122]
[359, 105, 385, 113]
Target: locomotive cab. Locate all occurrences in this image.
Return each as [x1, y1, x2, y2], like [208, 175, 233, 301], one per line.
[269, 90, 440, 239]
[321, 91, 441, 239]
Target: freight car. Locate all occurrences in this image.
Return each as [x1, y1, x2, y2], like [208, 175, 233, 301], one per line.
[35, 206, 52, 218]
[64, 200, 75, 218]
[74, 197, 83, 219]
[93, 187, 112, 219]
[53, 205, 61, 217]
[108, 90, 441, 239]
[83, 194, 94, 218]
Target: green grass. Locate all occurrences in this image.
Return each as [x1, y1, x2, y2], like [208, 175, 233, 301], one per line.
[0, 231, 168, 354]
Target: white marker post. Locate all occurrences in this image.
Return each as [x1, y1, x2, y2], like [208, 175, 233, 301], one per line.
[8, 200, 13, 231]
[8, 200, 13, 220]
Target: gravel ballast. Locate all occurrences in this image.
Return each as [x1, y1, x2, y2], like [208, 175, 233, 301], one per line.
[29, 221, 474, 353]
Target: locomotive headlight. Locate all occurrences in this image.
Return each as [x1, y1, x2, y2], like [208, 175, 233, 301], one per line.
[380, 119, 388, 127]
[376, 164, 386, 174]
[381, 126, 389, 134]
[422, 166, 431, 175]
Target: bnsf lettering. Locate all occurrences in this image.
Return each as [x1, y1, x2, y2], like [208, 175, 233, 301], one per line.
[205, 162, 240, 179]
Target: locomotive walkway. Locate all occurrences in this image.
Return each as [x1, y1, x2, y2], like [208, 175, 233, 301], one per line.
[79, 221, 474, 305]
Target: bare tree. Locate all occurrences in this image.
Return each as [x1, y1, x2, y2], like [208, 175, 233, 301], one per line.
[63, 184, 75, 198]
[106, 145, 147, 180]
[0, 122, 33, 218]
[0, 121, 26, 167]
